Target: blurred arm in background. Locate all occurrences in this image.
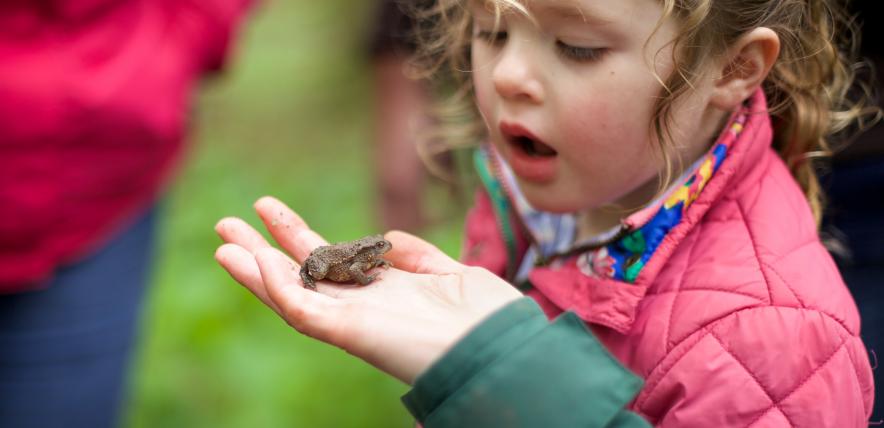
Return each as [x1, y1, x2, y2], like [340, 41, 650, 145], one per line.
[0, 0, 254, 426]
[368, 0, 431, 232]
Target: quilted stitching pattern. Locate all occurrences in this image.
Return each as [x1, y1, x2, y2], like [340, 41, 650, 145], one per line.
[627, 149, 873, 426]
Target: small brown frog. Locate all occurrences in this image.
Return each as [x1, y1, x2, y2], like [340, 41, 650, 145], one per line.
[299, 235, 393, 289]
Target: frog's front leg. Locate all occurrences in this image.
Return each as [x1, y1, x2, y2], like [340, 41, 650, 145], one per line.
[373, 259, 392, 269]
[349, 262, 379, 285]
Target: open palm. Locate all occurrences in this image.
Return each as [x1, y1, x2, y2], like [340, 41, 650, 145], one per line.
[214, 196, 522, 384]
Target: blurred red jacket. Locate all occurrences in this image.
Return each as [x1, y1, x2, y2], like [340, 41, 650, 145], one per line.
[0, 0, 253, 292]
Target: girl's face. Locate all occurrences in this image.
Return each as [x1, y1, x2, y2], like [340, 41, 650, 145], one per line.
[471, 0, 725, 214]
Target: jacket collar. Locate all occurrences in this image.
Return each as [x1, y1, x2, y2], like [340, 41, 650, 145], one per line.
[483, 89, 774, 332]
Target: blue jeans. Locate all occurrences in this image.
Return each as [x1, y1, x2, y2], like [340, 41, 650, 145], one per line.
[825, 158, 884, 421]
[0, 208, 156, 428]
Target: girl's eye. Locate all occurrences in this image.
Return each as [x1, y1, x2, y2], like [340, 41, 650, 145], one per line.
[556, 41, 605, 62]
[475, 30, 507, 45]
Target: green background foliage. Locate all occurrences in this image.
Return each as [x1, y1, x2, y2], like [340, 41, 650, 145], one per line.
[125, 2, 465, 426]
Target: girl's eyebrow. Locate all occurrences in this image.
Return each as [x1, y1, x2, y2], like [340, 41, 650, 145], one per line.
[468, 0, 615, 27]
[539, 2, 614, 26]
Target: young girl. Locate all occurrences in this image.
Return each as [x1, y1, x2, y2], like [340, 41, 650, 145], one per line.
[215, 0, 877, 425]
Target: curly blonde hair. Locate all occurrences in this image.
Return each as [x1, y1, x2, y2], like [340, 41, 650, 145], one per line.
[407, 0, 878, 224]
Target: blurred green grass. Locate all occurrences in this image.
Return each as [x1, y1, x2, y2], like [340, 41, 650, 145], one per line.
[125, 2, 465, 427]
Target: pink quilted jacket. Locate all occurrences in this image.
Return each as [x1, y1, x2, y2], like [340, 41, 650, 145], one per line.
[462, 91, 875, 426]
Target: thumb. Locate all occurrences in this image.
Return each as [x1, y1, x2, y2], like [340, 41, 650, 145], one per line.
[384, 230, 462, 275]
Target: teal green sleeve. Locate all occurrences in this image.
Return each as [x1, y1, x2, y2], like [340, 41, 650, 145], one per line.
[402, 298, 650, 428]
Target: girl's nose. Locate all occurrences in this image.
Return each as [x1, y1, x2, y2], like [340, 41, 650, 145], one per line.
[491, 44, 544, 104]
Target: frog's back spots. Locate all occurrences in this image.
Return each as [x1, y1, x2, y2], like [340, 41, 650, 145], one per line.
[309, 246, 335, 259]
[353, 252, 375, 263]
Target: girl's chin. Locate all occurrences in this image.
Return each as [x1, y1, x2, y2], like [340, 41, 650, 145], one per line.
[517, 183, 588, 214]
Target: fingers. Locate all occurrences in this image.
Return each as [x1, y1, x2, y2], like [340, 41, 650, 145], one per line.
[215, 217, 272, 253]
[255, 247, 342, 342]
[384, 230, 463, 274]
[215, 243, 282, 314]
[254, 196, 328, 263]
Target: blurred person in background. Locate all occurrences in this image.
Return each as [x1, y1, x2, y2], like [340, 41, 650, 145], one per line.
[0, 0, 253, 426]
[369, 0, 431, 232]
[824, 0, 884, 420]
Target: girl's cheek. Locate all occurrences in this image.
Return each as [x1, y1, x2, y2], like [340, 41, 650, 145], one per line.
[569, 83, 651, 143]
[563, 100, 615, 142]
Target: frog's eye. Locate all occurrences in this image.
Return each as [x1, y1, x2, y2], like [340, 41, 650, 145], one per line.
[376, 241, 386, 248]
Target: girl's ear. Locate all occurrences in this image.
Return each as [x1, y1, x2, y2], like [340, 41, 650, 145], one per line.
[710, 27, 780, 110]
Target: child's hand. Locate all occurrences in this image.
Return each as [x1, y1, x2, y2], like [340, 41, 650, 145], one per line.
[214, 196, 523, 385]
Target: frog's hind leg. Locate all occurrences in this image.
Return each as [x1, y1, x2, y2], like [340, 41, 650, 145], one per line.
[299, 265, 318, 290]
[349, 262, 379, 285]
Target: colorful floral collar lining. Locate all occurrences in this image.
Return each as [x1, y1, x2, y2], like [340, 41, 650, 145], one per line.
[481, 111, 747, 285]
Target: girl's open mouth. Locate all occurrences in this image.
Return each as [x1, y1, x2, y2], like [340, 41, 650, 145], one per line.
[499, 122, 557, 157]
[510, 135, 557, 157]
[498, 121, 558, 183]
